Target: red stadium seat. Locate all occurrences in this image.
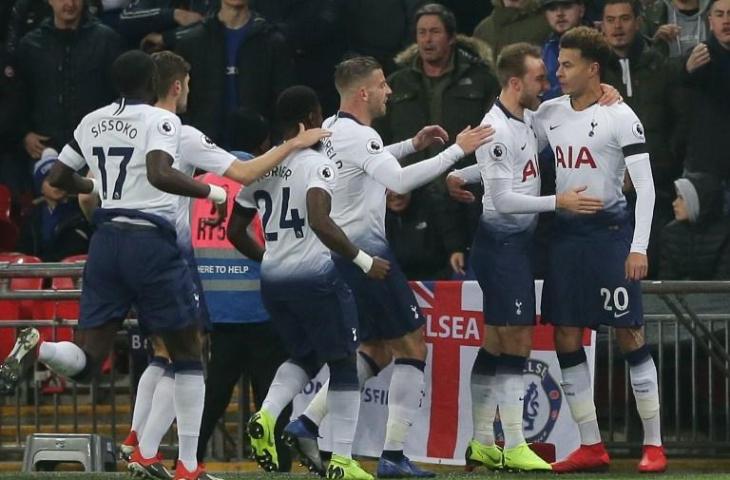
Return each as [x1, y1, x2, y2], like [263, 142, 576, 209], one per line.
[0, 184, 11, 221]
[0, 219, 19, 252]
[0, 255, 42, 357]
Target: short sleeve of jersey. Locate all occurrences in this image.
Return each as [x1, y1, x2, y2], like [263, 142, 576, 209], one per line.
[235, 184, 256, 209]
[58, 124, 86, 170]
[613, 104, 648, 162]
[145, 109, 182, 158]
[306, 156, 338, 195]
[476, 117, 513, 180]
[179, 126, 235, 175]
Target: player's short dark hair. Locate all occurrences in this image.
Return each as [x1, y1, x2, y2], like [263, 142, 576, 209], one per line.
[334, 56, 382, 95]
[151, 50, 190, 99]
[560, 26, 612, 76]
[603, 0, 641, 18]
[276, 85, 321, 130]
[414, 3, 457, 37]
[496, 43, 543, 87]
[111, 50, 157, 99]
[227, 108, 270, 153]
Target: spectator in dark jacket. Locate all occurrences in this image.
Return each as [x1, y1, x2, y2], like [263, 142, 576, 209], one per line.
[658, 173, 730, 279]
[175, 0, 294, 147]
[119, 0, 215, 50]
[385, 188, 466, 279]
[18, 148, 91, 262]
[682, 0, 730, 180]
[249, 0, 345, 115]
[16, 0, 122, 159]
[644, 0, 712, 58]
[377, 4, 499, 256]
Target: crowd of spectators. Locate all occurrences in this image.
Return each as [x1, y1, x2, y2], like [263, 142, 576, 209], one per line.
[0, 0, 729, 280]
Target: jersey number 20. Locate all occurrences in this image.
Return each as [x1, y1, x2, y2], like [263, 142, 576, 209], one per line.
[254, 188, 305, 241]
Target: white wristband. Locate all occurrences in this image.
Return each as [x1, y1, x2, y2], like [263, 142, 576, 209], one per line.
[207, 184, 227, 204]
[90, 178, 100, 196]
[353, 250, 374, 274]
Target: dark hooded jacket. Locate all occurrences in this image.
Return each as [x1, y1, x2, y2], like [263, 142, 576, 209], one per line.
[658, 173, 730, 280]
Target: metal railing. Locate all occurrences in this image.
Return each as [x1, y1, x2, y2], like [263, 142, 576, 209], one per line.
[2, 263, 730, 458]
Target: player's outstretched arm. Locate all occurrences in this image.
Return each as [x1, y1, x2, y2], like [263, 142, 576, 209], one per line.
[223, 124, 331, 185]
[307, 188, 390, 280]
[369, 125, 494, 195]
[227, 203, 264, 262]
[146, 150, 227, 204]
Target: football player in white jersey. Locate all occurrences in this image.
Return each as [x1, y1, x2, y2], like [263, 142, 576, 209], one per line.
[0, 50, 231, 480]
[287, 56, 493, 478]
[106, 52, 329, 480]
[234, 85, 389, 480]
[534, 27, 664, 473]
[448, 43, 604, 473]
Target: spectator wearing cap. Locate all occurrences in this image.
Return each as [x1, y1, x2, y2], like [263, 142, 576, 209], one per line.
[376, 3, 498, 272]
[658, 173, 730, 279]
[681, 0, 730, 181]
[473, 0, 552, 56]
[16, 0, 122, 160]
[17, 148, 91, 261]
[541, 0, 586, 99]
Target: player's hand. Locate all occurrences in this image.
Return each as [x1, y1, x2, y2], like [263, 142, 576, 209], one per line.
[455, 125, 494, 155]
[625, 252, 648, 281]
[446, 173, 475, 203]
[556, 186, 603, 214]
[412, 125, 449, 151]
[686, 43, 711, 73]
[290, 123, 331, 149]
[174, 9, 203, 26]
[203, 200, 227, 227]
[598, 84, 622, 106]
[24, 132, 50, 159]
[653, 24, 681, 43]
[450, 252, 466, 275]
[367, 256, 391, 280]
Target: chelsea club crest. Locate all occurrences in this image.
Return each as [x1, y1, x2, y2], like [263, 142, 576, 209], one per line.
[494, 358, 562, 443]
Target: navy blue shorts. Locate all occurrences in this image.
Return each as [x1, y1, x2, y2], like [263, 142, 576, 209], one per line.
[471, 223, 536, 326]
[333, 248, 424, 342]
[541, 215, 643, 329]
[79, 221, 198, 334]
[261, 269, 358, 363]
[179, 248, 212, 332]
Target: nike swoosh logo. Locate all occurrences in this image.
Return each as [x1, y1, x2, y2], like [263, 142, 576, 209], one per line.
[520, 144, 527, 150]
[614, 310, 630, 318]
[549, 125, 560, 130]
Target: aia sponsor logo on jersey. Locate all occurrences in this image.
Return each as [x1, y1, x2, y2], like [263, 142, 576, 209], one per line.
[522, 154, 540, 182]
[555, 145, 597, 169]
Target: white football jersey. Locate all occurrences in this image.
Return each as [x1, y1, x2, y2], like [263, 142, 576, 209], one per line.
[534, 96, 647, 216]
[175, 125, 236, 250]
[58, 100, 182, 224]
[235, 148, 338, 282]
[476, 100, 542, 233]
[322, 112, 392, 253]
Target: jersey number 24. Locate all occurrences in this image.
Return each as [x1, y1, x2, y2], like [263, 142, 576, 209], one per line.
[254, 188, 305, 241]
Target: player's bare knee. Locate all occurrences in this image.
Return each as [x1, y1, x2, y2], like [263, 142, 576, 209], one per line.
[496, 326, 533, 356]
[160, 327, 202, 363]
[482, 325, 502, 355]
[359, 341, 391, 368]
[615, 326, 645, 354]
[150, 335, 170, 360]
[554, 326, 584, 353]
[390, 329, 427, 361]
